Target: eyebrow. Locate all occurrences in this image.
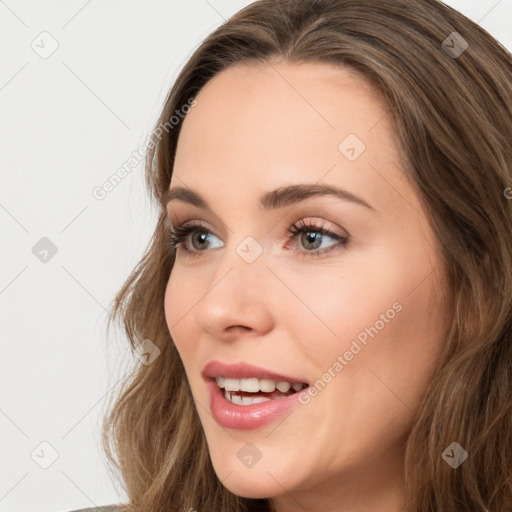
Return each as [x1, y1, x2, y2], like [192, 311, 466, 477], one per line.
[162, 183, 375, 212]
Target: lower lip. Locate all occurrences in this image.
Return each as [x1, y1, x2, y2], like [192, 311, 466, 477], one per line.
[206, 379, 304, 430]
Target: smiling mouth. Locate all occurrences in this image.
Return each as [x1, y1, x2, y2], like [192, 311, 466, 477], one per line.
[215, 376, 309, 406]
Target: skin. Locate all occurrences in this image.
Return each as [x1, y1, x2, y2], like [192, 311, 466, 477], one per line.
[164, 60, 450, 512]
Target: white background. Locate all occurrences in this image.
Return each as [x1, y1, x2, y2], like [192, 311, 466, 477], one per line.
[1, 1, 511, 511]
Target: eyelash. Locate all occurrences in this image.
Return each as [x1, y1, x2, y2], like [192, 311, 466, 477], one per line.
[167, 219, 349, 260]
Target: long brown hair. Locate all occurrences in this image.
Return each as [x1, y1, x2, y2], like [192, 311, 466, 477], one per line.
[101, 1, 512, 510]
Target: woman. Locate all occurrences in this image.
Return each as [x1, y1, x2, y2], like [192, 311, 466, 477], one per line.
[90, 0, 512, 511]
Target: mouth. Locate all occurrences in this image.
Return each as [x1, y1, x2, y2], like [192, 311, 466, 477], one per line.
[214, 376, 309, 405]
[202, 360, 310, 429]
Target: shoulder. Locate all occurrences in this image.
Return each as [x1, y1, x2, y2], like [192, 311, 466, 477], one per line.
[66, 506, 121, 512]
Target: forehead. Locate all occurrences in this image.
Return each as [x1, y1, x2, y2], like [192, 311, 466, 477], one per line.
[178, 60, 386, 142]
[171, 60, 418, 218]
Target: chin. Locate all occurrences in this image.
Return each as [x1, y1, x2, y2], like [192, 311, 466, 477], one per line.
[211, 465, 282, 499]
[207, 445, 301, 499]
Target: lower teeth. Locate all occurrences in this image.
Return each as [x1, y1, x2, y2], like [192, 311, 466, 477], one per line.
[223, 389, 290, 405]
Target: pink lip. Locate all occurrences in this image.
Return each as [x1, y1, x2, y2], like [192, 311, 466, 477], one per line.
[202, 360, 308, 384]
[202, 360, 309, 430]
[206, 379, 305, 430]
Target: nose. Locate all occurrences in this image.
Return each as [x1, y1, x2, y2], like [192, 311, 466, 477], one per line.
[192, 239, 275, 342]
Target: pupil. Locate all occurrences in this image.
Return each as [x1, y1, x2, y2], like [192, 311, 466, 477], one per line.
[303, 231, 321, 250]
[193, 232, 208, 250]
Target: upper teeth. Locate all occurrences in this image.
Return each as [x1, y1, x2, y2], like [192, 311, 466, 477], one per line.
[215, 376, 304, 393]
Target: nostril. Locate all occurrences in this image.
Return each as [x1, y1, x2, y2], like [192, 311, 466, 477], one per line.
[226, 325, 251, 334]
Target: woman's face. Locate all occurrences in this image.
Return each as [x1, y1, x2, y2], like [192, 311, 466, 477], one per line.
[164, 61, 449, 511]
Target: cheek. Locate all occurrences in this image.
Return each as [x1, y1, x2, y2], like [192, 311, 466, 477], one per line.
[279, 266, 445, 475]
[286, 244, 446, 413]
[274, 258, 405, 373]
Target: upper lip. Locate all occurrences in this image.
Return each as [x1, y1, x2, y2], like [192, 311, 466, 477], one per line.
[202, 360, 308, 384]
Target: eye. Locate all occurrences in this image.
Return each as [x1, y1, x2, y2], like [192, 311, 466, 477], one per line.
[167, 220, 222, 259]
[285, 219, 349, 259]
[167, 219, 349, 260]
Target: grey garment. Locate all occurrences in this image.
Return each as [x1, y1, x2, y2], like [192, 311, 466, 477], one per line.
[68, 506, 120, 512]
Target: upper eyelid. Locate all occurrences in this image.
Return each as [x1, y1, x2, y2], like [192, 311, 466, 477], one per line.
[169, 217, 344, 234]
[167, 213, 224, 233]
[170, 219, 347, 244]
[170, 218, 212, 234]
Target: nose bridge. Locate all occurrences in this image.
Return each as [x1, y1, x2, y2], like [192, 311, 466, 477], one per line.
[216, 233, 269, 296]
[192, 232, 275, 336]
